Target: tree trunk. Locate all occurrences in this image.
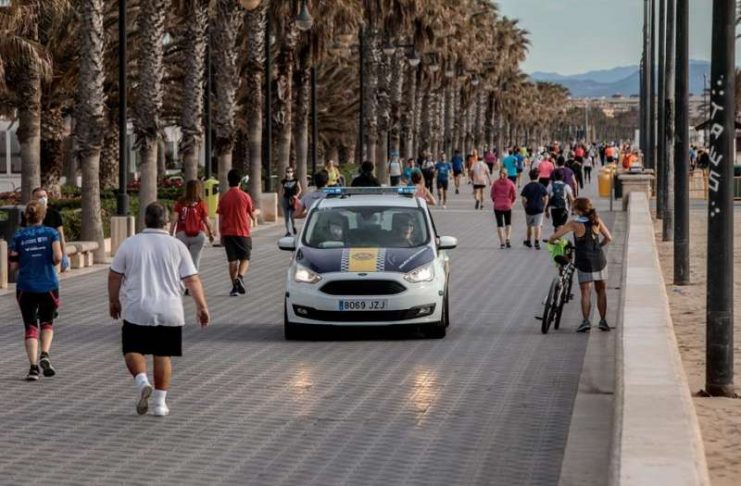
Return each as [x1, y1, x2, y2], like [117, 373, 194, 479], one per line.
[401, 65, 416, 161]
[363, 32, 379, 165]
[179, 0, 208, 182]
[99, 115, 119, 189]
[294, 62, 310, 188]
[17, 70, 41, 203]
[275, 23, 297, 182]
[77, 0, 106, 262]
[375, 49, 391, 183]
[389, 51, 404, 159]
[245, 4, 265, 207]
[133, 0, 166, 229]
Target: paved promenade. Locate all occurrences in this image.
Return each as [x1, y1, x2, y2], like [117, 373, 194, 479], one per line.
[0, 182, 618, 486]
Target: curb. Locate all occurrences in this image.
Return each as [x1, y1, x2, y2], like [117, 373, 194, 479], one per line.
[610, 192, 710, 485]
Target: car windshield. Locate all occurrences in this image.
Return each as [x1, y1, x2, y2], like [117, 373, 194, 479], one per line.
[303, 206, 430, 249]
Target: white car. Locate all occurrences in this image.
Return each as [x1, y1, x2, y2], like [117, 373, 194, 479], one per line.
[278, 187, 458, 339]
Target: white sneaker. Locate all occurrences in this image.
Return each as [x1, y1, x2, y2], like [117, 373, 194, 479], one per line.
[136, 383, 153, 415]
[152, 402, 170, 417]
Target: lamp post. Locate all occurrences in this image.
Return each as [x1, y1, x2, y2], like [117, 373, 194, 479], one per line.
[117, 0, 128, 216]
[705, 0, 736, 398]
[295, 0, 315, 179]
[204, 27, 212, 180]
[263, 11, 272, 191]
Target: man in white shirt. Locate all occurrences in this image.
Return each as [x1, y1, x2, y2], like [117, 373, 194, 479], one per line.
[108, 202, 210, 417]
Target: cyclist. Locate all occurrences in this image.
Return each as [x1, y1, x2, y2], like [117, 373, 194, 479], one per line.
[547, 197, 612, 333]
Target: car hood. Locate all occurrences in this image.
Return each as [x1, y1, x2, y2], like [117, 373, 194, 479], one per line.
[297, 246, 435, 274]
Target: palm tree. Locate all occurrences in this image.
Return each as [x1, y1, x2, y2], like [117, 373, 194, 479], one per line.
[133, 0, 166, 228]
[178, 0, 208, 182]
[243, 1, 264, 210]
[213, 0, 243, 194]
[75, 0, 106, 262]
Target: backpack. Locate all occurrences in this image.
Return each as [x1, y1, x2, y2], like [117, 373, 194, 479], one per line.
[550, 182, 567, 209]
[181, 203, 202, 237]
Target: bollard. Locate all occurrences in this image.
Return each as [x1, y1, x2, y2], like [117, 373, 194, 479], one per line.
[0, 239, 7, 289]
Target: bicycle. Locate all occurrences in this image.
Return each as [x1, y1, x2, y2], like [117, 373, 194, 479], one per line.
[537, 239, 575, 334]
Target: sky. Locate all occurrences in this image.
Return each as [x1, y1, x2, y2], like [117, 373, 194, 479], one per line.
[495, 0, 730, 75]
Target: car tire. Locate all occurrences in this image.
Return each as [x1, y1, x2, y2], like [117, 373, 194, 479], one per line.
[284, 301, 303, 340]
[425, 291, 448, 339]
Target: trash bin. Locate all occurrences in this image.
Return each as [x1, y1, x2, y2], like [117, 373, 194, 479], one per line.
[598, 169, 613, 198]
[203, 178, 219, 219]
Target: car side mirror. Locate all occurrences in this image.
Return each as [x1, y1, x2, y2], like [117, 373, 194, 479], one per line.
[278, 236, 296, 251]
[438, 236, 458, 250]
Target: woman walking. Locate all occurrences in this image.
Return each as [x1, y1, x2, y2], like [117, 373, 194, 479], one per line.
[490, 169, 517, 248]
[279, 167, 303, 236]
[547, 197, 612, 333]
[9, 201, 63, 381]
[412, 171, 436, 206]
[171, 180, 215, 272]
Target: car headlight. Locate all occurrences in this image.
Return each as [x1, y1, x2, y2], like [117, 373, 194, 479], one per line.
[403, 262, 435, 283]
[294, 264, 322, 284]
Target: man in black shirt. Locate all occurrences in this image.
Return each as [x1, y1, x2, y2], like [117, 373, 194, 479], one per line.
[351, 161, 381, 187]
[22, 187, 69, 272]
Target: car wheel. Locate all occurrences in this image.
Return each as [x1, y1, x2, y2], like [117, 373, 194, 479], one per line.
[425, 292, 448, 339]
[284, 301, 303, 340]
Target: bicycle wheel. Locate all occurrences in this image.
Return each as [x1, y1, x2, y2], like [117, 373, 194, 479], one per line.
[565, 267, 575, 303]
[554, 288, 565, 330]
[541, 278, 559, 334]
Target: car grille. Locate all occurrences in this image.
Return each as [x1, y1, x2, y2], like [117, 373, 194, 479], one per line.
[293, 305, 435, 322]
[320, 280, 407, 296]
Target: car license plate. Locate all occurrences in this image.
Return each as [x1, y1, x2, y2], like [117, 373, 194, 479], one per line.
[338, 299, 388, 311]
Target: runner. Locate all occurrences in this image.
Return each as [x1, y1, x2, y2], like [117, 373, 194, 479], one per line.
[109, 202, 210, 417]
[520, 168, 549, 249]
[421, 154, 436, 192]
[217, 169, 256, 297]
[435, 155, 452, 209]
[22, 187, 69, 272]
[451, 149, 465, 194]
[537, 153, 555, 187]
[490, 169, 517, 249]
[279, 167, 302, 236]
[515, 147, 526, 186]
[484, 148, 497, 174]
[547, 197, 612, 333]
[10, 201, 63, 381]
[545, 170, 574, 231]
[412, 171, 436, 206]
[470, 156, 491, 210]
[171, 180, 215, 275]
[502, 150, 519, 184]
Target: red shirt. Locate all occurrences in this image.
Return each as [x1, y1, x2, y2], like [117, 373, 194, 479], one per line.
[173, 200, 208, 234]
[490, 178, 517, 211]
[217, 188, 254, 237]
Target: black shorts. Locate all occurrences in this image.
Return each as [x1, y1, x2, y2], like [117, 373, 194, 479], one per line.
[494, 210, 512, 227]
[390, 176, 401, 187]
[551, 207, 569, 228]
[122, 321, 182, 357]
[453, 169, 462, 177]
[17, 289, 59, 326]
[223, 236, 252, 262]
[437, 179, 449, 191]
[473, 184, 486, 190]
[508, 176, 518, 184]
[516, 168, 523, 174]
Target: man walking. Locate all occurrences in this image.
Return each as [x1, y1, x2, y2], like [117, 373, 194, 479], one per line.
[218, 169, 256, 297]
[521, 168, 549, 250]
[351, 161, 381, 187]
[108, 202, 210, 417]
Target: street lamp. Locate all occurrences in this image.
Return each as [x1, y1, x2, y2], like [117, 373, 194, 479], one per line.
[382, 39, 396, 57]
[117, 0, 128, 216]
[408, 52, 421, 67]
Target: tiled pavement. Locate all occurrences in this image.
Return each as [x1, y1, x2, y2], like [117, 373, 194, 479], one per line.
[0, 181, 619, 486]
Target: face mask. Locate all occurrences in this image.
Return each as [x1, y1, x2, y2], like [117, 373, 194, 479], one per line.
[38, 196, 48, 207]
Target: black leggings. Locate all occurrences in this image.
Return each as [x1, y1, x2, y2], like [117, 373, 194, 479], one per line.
[584, 166, 592, 183]
[17, 289, 59, 339]
[494, 210, 512, 228]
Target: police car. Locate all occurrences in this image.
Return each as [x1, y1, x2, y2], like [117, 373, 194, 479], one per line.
[278, 187, 458, 339]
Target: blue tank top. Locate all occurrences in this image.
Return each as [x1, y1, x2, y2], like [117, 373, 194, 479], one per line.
[11, 225, 60, 292]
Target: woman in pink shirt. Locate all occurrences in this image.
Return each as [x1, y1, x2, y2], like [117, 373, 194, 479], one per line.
[490, 169, 517, 248]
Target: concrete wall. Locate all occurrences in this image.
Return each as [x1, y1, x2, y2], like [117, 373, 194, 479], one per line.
[611, 191, 710, 486]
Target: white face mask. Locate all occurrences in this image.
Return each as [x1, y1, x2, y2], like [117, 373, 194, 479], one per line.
[38, 196, 48, 207]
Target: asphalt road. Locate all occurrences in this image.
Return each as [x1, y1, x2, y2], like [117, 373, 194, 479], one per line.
[0, 180, 618, 486]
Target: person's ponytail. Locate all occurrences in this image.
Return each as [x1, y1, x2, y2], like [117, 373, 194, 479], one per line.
[573, 197, 598, 226]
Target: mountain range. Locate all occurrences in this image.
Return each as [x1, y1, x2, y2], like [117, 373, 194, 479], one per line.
[530, 61, 710, 98]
